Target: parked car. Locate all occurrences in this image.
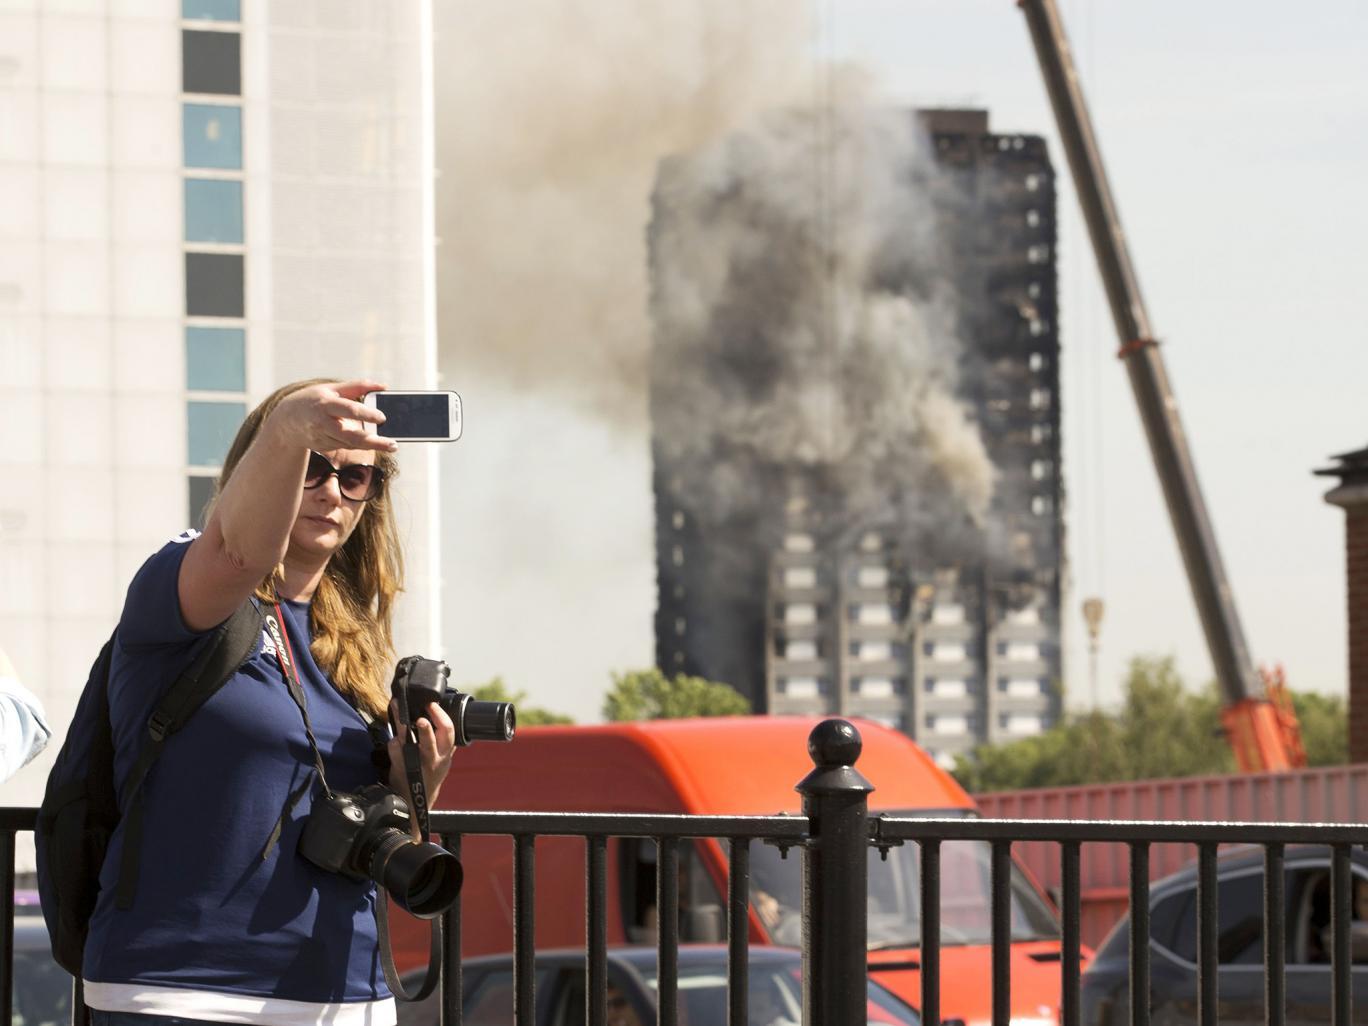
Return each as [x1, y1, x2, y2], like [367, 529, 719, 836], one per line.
[1082, 844, 1368, 1026]
[395, 945, 920, 1026]
[6, 893, 73, 1026]
[393, 716, 1071, 1022]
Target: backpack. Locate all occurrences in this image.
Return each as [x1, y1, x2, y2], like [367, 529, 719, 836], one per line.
[35, 601, 264, 976]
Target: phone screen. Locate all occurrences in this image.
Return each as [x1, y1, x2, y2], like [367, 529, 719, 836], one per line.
[373, 393, 453, 439]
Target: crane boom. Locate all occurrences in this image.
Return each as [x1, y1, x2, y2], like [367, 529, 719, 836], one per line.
[1015, 0, 1300, 770]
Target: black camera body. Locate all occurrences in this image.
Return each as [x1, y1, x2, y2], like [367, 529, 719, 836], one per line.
[298, 784, 410, 880]
[392, 656, 516, 745]
[296, 656, 515, 923]
[298, 784, 461, 918]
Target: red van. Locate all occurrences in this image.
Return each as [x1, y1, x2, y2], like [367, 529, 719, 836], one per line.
[392, 716, 1074, 1022]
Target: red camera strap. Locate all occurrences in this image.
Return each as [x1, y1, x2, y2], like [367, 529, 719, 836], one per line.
[257, 596, 336, 860]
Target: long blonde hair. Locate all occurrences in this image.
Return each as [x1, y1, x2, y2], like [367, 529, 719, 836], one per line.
[210, 379, 404, 718]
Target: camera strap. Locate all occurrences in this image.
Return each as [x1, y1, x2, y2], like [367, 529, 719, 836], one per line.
[392, 689, 432, 840]
[259, 598, 336, 860]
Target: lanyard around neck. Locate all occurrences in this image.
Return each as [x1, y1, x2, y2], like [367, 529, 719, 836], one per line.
[264, 596, 334, 799]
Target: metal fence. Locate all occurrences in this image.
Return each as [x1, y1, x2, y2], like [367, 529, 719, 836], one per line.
[4, 718, 1368, 1026]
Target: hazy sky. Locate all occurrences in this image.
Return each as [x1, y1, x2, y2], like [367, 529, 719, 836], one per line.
[434, 1, 1368, 721]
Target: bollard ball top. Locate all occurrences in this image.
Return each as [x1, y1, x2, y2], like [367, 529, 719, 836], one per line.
[808, 718, 862, 769]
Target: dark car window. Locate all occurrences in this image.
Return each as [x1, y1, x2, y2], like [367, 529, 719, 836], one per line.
[396, 967, 555, 1026]
[1152, 886, 1196, 962]
[620, 838, 727, 944]
[1098, 871, 1266, 968]
[1216, 871, 1264, 965]
[554, 968, 650, 1026]
[465, 970, 516, 1025]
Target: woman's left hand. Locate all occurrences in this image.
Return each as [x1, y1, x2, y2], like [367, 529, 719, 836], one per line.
[387, 700, 457, 831]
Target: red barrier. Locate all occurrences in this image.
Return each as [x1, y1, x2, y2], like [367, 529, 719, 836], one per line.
[975, 763, 1368, 948]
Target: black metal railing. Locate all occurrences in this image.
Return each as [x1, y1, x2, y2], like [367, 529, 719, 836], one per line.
[4, 719, 1367, 1026]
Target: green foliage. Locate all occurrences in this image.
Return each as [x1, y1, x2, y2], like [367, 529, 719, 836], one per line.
[1292, 689, 1349, 766]
[467, 677, 574, 726]
[603, 668, 751, 721]
[953, 655, 1238, 793]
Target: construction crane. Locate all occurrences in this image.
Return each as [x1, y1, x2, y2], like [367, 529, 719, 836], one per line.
[1015, 0, 1305, 772]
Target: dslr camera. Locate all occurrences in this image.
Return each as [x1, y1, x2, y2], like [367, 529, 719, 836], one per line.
[298, 656, 516, 919]
[392, 655, 516, 745]
[299, 784, 460, 917]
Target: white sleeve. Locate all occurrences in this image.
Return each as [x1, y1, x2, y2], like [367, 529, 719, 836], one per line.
[0, 673, 52, 781]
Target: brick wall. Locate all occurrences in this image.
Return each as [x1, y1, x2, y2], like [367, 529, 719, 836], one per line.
[1347, 506, 1368, 761]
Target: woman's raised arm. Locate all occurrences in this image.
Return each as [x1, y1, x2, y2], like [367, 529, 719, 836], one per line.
[177, 380, 394, 632]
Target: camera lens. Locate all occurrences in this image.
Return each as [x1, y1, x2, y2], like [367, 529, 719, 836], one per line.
[459, 699, 516, 744]
[370, 832, 463, 918]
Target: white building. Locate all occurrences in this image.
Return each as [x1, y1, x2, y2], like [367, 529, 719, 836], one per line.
[0, 0, 440, 850]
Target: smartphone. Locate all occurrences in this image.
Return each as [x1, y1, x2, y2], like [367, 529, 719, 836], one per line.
[362, 390, 462, 442]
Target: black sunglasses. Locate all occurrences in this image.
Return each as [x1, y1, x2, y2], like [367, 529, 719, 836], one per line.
[303, 451, 385, 502]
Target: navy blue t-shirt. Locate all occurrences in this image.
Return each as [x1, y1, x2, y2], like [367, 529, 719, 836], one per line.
[83, 533, 390, 1005]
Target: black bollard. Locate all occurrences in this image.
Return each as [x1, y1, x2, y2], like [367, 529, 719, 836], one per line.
[797, 719, 874, 1026]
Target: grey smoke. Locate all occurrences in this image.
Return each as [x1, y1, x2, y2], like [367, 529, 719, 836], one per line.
[433, 1, 810, 425]
[649, 94, 998, 561]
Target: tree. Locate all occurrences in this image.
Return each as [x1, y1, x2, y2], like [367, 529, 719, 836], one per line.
[467, 677, 574, 726]
[1292, 689, 1349, 766]
[952, 656, 1235, 793]
[602, 668, 751, 721]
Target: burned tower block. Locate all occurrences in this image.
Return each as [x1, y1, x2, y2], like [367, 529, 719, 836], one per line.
[648, 108, 1063, 767]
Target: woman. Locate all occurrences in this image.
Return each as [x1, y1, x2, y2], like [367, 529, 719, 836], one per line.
[83, 379, 456, 1026]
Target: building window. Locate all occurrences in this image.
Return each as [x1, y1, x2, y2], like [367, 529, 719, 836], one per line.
[185, 252, 244, 316]
[183, 104, 242, 169]
[1001, 678, 1044, 697]
[785, 639, 818, 662]
[182, 30, 241, 95]
[931, 603, 965, 625]
[1004, 642, 1041, 662]
[1001, 713, 1044, 734]
[931, 714, 968, 736]
[183, 0, 241, 20]
[783, 566, 816, 589]
[187, 474, 217, 528]
[856, 565, 888, 588]
[783, 533, 814, 553]
[926, 678, 967, 698]
[783, 603, 817, 626]
[781, 677, 820, 699]
[184, 178, 243, 243]
[855, 641, 892, 662]
[186, 326, 245, 391]
[852, 603, 894, 626]
[857, 677, 896, 699]
[188, 400, 246, 466]
[929, 641, 967, 663]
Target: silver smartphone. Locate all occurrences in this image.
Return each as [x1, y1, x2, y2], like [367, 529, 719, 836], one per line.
[362, 390, 462, 442]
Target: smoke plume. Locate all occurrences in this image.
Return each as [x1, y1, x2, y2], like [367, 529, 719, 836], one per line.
[649, 89, 997, 558]
[433, 1, 811, 425]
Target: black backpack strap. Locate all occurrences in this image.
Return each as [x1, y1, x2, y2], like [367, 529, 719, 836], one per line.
[115, 601, 264, 909]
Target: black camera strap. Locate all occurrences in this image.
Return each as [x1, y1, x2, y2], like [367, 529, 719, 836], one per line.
[392, 686, 432, 840]
[375, 886, 444, 1002]
[264, 595, 447, 1004]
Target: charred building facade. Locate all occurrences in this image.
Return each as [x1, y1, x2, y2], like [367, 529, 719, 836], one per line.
[650, 109, 1062, 766]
